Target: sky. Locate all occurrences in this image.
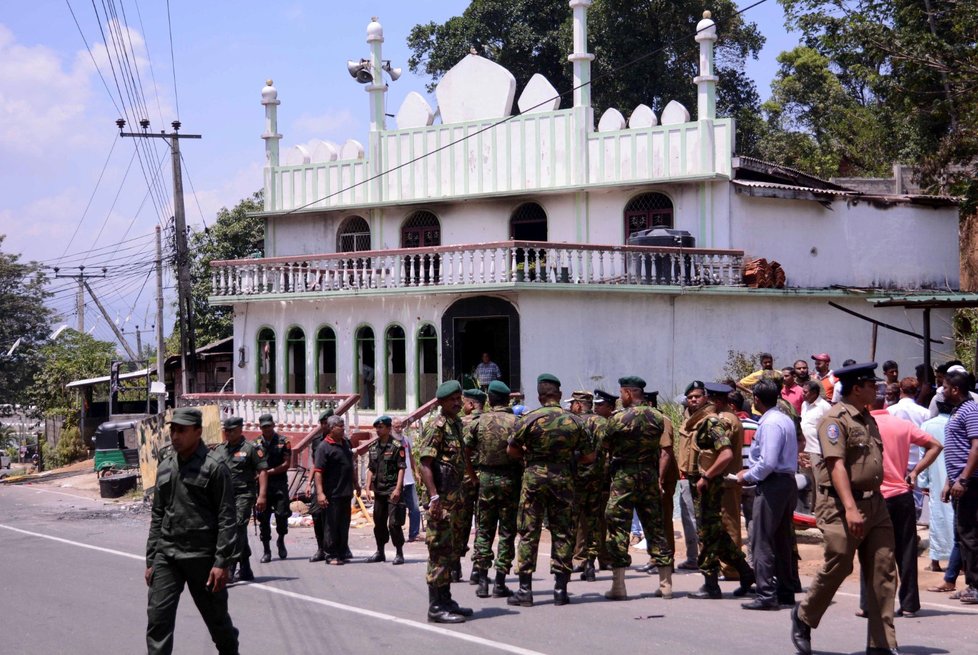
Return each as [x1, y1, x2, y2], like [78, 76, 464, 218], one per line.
[0, 0, 797, 353]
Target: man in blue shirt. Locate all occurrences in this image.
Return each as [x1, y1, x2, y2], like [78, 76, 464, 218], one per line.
[940, 369, 978, 604]
[737, 379, 799, 610]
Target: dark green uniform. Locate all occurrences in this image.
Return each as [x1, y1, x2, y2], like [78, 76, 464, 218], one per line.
[464, 406, 521, 573]
[146, 441, 239, 654]
[215, 437, 268, 564]
[511, 403, 588, 575]
[689, 406, 748, 575]
[603, 402, 673, 568]
[458, 410, 481, 560]
[417, 414, 466, 586]
[368, 437, 407, 549]
[575, 413, 610, 563]
[257, 432, 291, 543]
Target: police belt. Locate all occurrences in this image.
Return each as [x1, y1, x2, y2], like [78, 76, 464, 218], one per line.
[821, 487, 877, 501]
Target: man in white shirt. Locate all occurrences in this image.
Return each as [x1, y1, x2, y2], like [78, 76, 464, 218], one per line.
[393, 417, 422, 542]
[888, 377, 930, 427]
[800, 381, 831, 512]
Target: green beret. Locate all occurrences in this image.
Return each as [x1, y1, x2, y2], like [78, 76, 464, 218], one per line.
[435, 380, 463, 399]
[488, 380, 511, 395]
[537, 373, 561, 386]
[618, 376, 646, 388]
[463, 388, 487, 401]
[318, 408, 334, 423]
[222, 416, 244, 429]
[373, 415, 392, 427]
[168, 407, 202, 426]
[685, 380, 706, 395]
[258, 413, 275, 427]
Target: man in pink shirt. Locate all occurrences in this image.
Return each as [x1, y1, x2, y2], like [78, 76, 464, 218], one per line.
[867, 399, 942, 616]
[781, 366, 804, 414]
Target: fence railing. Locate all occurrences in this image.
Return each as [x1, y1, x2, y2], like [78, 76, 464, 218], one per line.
[210, 241, 744, 299]
[181, 393, 360, 434]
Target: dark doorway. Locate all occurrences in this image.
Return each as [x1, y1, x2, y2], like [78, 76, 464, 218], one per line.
[441, 296, 520, 392]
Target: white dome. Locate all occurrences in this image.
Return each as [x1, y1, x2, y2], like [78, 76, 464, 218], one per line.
[366, 18, 383, 41]
[261, 79, 277, 102]
[695, 11, 716, 41]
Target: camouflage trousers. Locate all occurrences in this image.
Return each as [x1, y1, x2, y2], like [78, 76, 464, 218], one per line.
[516, 464, 576, 575]
[471, 468, 521, 573]
[425, 495, 464, 586]
[454, 476, 479, 562]
[690, 475, 747, 575]
[605, 465, 673, 568]
[574, 474, 610, 563]
[233, 493, 256, 562]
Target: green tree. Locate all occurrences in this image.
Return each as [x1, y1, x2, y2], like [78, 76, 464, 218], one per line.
[0, 235, 52, 404]
[407, 1, 765, 153]
[27, 329, 117, 419]
[188, 191, 264, 347]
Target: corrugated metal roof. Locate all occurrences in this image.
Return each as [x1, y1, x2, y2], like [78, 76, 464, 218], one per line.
[868, 294, 978, 308]
[66, 367, 152, 389]
[732, 180, 854, 196]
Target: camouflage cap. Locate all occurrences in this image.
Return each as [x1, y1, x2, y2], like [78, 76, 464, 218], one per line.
[222, 416, 244, 430]
[436, 380, 463, 399]
[168, 407, 202, 426]
[618, 376, 646, 389]
[571, 390, 594, 402]
[318, 408, 334, 423]
[488, 380, 511, 395]
[463, 388, 487, 402]
[258, 413, 275, 427]
[373, 415, 392, 427]
[537, 373, 561, 386]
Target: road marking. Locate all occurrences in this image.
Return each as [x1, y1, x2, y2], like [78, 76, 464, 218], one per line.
[1, 483, 104, 502]
[835, 590, 978, 614]
[0, 523, 549, 655]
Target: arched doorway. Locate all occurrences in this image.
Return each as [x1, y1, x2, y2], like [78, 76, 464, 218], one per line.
[316, 326, 337, 393]
[256, 328, 276, 393]
[337, 215, 371, 252]
[417, 324, 439, 400]
[355, 325, 376, 409]
[441, 296, 520, 392]
[286, 327, 306, 393]
[624, 192, 673, 239]
[401, 211, 441, 285]
[385, 325, 407, 410]
[510, 202, 547, 241]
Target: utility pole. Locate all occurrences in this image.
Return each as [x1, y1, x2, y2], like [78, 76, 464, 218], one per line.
[155, 225, 166, 377]
[119, 119, 201, 401]
[53, 266, 106, 332]
[83, 280, 139, 360]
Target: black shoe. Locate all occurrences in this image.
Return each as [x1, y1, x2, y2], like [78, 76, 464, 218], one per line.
[309, 550, 326, 563]
[553, 572, 570, 606]
[492, 571, 513, 598]
[732, 583, 754, 597]
[440, 586, 473, 617]
[451, 561, 463, 582]
[866, 649, 901, 655]
[777, 595, 796, 606]
[507, 573, 533, 607]
[468, 565, 480, 585]
[582, 560, 596, 582]
[260, 541, 272, 564]
[637, 561, 656, 574]
[366, 551, 386, 563]
[277, 535, 288, 559]
[427, 585, 465, 624]
[392, 550, 405, 565]
[741, 599, 779, 611]
[689, 573, 722, 599]
[791, 604, 812, 655]
[238, 560, 254, 582]
[733, 560, 755, 596]
[475, 570, 490, 598]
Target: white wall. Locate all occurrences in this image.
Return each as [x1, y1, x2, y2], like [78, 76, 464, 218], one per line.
[730, 191, 959, 289]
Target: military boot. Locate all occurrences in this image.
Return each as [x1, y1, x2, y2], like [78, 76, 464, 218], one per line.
[308, 549, 326, 563]
[475, 570, 490, 598]
[553, 572, 571, 606]
[277, 534, 288, 559]
[451, 560, 463, 582]
[259, 540, 272, 564]
[655, 565, 674, 599]
[581, 558, 596, 582]
[732, 559, 756, 597]
[392, 548, 405, 565]
[366, 549, 386, 563]
[604, 567, 627, 600]
[469, 563, 480, 585]
[492, 571, 513, 598]
[441, 586, 474, 617]
[507, 573, 534, 607]
[690, 572, 722, 599]
[427, 585, 465, 624]
[238, 557, 255, 582]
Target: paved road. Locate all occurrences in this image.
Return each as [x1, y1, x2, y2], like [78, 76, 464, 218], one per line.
[0, 482, 973, 655]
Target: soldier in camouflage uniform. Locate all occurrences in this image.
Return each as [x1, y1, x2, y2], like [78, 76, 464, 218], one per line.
[603, 376, 675, 600]
[417, 380, 472, 624]
[215, 416, 267, 583]
[569, 390, 607, 582]
[681, 382, 754, 599]
[506, 374, 592, 607]
[457, 388, 484, 583]
[464, 380, 521, 598]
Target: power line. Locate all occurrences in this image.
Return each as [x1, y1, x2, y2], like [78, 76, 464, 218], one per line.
[131, 0, 166, 126]
[165, 0, 180, 119]
[57, 134, 119, 259]
[82, 145, 138, 264]
[65, 0, 122, 115]
[180, 151, 208, 230]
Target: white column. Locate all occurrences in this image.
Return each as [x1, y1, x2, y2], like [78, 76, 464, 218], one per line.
[261, 80, 282, 212]
[567, 0, 594, 186]
[366, 18, 386, 205]
[694, 12, 718, 121]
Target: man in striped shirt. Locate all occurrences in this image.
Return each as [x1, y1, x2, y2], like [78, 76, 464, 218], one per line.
[941, 369, 978, 604]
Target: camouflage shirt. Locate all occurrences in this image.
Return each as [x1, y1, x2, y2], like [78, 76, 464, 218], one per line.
[603, 402, 665, 464]
[367, 437, 406, 495]
[416, 414, 466, 496]
[214, 437, 267, 495]
[464, 406, 519, 469]
[509, 402, 587, 465]
[578, 413, 608, 477]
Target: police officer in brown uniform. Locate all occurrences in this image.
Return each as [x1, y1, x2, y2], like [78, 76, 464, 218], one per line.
[792, 363, 899, 655]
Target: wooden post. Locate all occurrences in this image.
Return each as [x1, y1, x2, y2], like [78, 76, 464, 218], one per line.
[923, 308, 933, 383]
[870, 323, 878, 361]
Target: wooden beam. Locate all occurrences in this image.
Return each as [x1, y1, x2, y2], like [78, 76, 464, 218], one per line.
[827, 301, 943, 345]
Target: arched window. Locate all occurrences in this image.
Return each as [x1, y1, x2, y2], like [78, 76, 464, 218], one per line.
[316, 327, 337, 393]
[337, 215, 371, 252]
[509, 202, 548, 242]
[624, 192, 673, 239]
[401, 211, 441, 248]
[355, 326, 376, 409]
[256, 328, 276, 393]
[285, 327, 306, 394]
[385, 325, 407, 410]
[417, 324, 439, 400]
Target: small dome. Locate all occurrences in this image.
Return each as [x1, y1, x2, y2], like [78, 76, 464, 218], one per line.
[695, 11, 717, 41]
[366, 17, 383, 41]
[261, 79, 277, 102]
